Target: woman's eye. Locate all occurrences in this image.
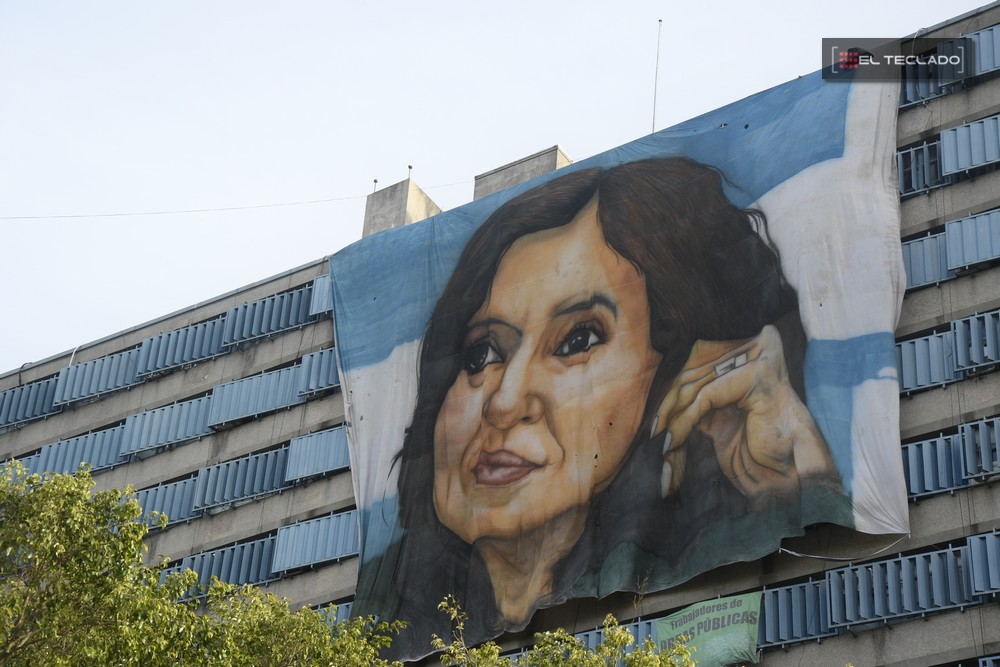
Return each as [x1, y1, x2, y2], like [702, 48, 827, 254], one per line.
[462, 339, 502, 374]
[555, 326, 604, 357]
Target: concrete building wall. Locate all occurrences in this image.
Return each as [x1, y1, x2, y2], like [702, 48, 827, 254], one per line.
[898, 265, 1000, 337]
[362, 178, 441, 238]
[900, 169, 1000, 238]
[143, 468, 354, 562]
[473, 145, 572, 200]
[0, 255, 349, 610]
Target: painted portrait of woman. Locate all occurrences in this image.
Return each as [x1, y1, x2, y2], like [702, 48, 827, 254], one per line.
[333, 78, 909, 664]
[376, 157, 847, 655]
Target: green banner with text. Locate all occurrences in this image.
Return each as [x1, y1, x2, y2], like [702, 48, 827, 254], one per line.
[656, 593, 761, 666]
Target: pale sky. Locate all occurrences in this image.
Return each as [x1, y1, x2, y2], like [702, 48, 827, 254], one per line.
[0, 0, 992, 375]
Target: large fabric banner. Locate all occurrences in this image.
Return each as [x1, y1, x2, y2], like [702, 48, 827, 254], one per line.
[656, 593, 761, 666]
[330, 74, 908, 661]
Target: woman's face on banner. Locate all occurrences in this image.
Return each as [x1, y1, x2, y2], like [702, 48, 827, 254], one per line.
[432, 198, 662, 543]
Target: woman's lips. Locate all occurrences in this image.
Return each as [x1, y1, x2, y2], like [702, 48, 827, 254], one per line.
[474, 450, 538, 485]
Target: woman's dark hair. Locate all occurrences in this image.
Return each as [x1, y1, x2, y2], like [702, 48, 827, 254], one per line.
[387, 157, 799, 643]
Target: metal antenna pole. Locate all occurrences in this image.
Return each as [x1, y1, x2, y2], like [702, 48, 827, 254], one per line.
[653, 19, 663, 134]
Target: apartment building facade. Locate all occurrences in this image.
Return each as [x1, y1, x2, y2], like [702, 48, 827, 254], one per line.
[4, 5, 1000, 664]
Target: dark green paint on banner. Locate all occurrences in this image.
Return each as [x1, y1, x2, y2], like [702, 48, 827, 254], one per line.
[656, 592, 761, 666]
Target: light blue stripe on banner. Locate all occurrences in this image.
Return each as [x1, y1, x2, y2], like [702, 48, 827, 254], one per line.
[331, 73, 851, 370]
[804, 333, 899, 490]
[358, 496, 400, 564]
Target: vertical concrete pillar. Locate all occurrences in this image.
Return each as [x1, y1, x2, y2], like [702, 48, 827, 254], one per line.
[362, 179, 441, 238]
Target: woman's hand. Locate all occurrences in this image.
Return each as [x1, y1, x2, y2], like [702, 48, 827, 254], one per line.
[652, 325, 839, 508]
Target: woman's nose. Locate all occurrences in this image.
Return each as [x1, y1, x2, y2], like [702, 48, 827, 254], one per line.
[482, 355, 543, 430]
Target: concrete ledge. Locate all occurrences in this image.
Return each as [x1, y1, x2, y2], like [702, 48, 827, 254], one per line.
[901, 170, 1000, 238]
[898, 77, 1000, 146]
[267, 558, 359, 610]
[898, 264, 1000, 336]
[92, 392, 345, 493]
[900, 372, 1000, 440]
[763, 602, 1000, 667]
